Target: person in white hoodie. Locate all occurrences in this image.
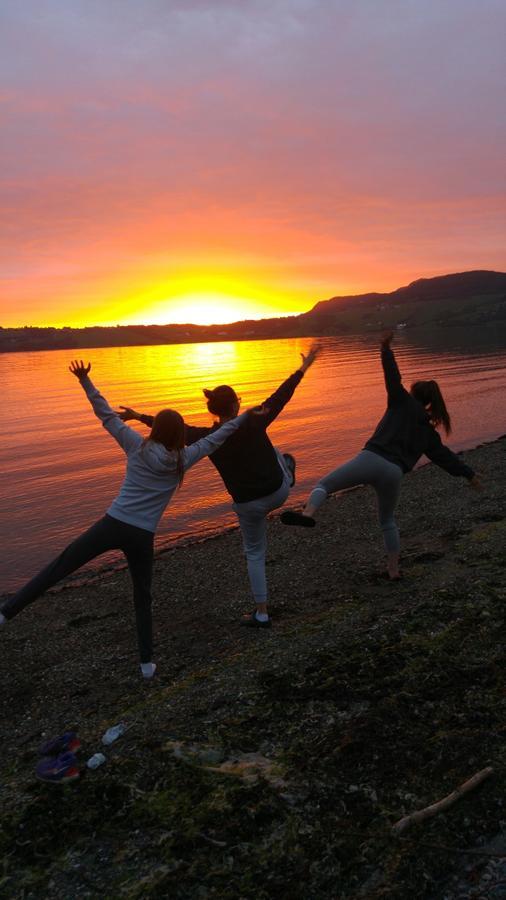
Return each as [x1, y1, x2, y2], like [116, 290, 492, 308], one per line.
[0, 360, 250, 679]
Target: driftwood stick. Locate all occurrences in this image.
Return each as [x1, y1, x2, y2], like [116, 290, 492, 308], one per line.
[392, 767, 494, 834]
[197, 832, 228, 848]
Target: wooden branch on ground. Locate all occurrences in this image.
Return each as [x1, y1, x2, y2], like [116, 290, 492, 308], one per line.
[392, 767, 494, 834]
[197, 832, 228, 848]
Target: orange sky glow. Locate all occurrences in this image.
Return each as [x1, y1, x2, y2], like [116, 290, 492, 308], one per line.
[1, 1, 505, 328]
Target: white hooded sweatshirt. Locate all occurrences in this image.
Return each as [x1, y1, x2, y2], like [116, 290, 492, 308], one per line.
[81, 376, 248, 533]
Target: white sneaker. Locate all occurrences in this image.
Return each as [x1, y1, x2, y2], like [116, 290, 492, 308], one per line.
[140, 662, 157, 680]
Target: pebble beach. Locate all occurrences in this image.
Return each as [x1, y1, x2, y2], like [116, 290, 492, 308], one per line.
[1, 436, 505, 898]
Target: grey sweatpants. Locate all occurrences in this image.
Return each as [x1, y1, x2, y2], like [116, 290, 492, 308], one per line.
[232, 453, 291, 603]
[308, 450, 403, 553]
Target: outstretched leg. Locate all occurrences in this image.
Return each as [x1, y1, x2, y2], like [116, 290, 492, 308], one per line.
[282, 451, 403, 577]
[282, 452, 373, 525]
[1, 516, 119, 621]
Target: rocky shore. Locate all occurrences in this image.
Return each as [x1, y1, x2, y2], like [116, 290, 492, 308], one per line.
[1, 437, 505, 899]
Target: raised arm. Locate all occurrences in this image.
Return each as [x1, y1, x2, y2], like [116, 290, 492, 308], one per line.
[69, 361, 143, 455]
[380, 331, 407, 406]
[182, 412, 250, 470]
[260, 344, 320, 427]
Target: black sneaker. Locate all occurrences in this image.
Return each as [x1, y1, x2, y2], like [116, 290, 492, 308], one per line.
[280, 510, 316, 527]
[283, 453, 296, 487]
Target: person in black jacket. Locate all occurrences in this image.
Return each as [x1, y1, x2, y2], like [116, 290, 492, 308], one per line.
[282, 332, 482, 579]
[119, 345, 319, 626]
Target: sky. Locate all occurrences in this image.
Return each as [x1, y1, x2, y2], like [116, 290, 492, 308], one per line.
[1, 0, 505, 327]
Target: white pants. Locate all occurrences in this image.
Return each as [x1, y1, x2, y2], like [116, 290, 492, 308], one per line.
[232, 453, 291, 602]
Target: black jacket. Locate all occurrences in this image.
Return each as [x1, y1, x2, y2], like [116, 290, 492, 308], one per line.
[365, 347, 475, 478]
[140, 370, 304, 503]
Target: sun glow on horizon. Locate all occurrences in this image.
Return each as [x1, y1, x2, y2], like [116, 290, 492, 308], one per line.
[87, 266, 316, 328]
[120, 291, 302, 327]
[10, 265, 318, 329]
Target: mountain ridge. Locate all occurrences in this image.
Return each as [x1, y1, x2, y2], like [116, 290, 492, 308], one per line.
[306, 269, 506, 314]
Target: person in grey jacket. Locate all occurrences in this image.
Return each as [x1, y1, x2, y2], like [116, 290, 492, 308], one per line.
[0, 360, 251, 679]
[282, 332, 482, 579]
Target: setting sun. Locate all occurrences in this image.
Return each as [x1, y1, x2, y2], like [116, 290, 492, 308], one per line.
[124, 292, 298, 327]
[136, 293, 265, 326]
[95, 265, 314, 329]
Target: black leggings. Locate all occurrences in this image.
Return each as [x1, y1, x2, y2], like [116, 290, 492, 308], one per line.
[1, 515, 155, 663]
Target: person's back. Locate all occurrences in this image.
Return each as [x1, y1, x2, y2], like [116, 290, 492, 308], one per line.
[364, 345, 474, 478]
[108, 437, 184, 531]
[138, 364, 310, 503]
[365, 386, 433, 473]
[281, 333, 479, 581]
[186, 414, 286, 503]
[84, 376, 248, 532]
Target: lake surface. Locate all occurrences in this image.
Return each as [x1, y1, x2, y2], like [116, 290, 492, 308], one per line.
[1, 336, 505, 592]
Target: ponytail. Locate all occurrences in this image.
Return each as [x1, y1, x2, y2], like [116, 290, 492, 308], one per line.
[410, 380, 452, 435]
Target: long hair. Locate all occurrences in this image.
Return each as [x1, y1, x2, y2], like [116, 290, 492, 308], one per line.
[146, 409, 186, 486]
[203, 384, 238, 418]
[410, 380, 452, 435]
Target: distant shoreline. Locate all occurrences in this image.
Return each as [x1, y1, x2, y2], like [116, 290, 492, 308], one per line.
[2, 270, 506, 353]
[1, 323, 505, 356]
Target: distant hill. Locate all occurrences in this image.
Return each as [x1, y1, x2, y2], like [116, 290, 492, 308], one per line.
[1, 270, 505, 353]
[301, 270, 506, 334]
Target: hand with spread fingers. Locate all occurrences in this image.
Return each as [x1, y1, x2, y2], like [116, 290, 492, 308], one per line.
[69, 360, 91, 381]
[118, 405, 142, 422]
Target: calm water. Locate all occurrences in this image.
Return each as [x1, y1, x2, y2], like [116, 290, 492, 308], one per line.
[1, 337, 505, 592]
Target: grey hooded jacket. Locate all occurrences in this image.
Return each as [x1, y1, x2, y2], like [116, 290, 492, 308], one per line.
[80, 376, 248, 532]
